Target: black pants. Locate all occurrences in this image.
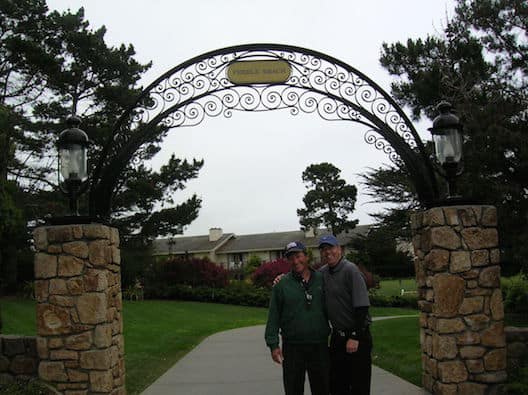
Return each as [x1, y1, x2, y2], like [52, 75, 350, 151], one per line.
[329, 331, 372, 395]
[282, 342, 330, 395]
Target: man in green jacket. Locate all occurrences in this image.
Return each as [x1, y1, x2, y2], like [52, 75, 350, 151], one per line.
[265, 241, 330, 395]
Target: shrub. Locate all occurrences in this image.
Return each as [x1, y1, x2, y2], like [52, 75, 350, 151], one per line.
[120, 243, 155, 289]
[369, 293, 418, 309]
[0, 380, 53, 395]
[122, 279, 144, 301]
[506, 355, 528, 395]
[503, 278, 528, 314]
[252, 258, 290, 288]
[145, 256, 228, 290]
[144, 281, 271, 307]
[244, 255, 262, 277]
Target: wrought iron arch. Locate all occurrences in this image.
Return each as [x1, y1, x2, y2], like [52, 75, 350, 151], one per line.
[89, 43, 439, 218]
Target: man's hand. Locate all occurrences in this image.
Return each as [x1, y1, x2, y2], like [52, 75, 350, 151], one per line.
[272, 273, 285, 287]
[346, 338, 359, 353]
[271, 347, 284, 364]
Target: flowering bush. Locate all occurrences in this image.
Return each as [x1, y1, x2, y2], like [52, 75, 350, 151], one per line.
[251, 258, 291, 288]
[147, 256, 228, 289]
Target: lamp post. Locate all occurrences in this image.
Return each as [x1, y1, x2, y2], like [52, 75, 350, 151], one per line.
[428, 101, 464, 203]
[57, 116, 90, 217]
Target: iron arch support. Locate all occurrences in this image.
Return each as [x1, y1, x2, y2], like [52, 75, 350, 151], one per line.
[89, 44, 440, 219]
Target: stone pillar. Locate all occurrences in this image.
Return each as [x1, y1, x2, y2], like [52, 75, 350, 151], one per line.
[33, 224, 125, 395]
[411, 206, 506, 395]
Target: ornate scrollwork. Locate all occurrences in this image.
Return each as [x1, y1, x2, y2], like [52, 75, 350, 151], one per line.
[91, 44, 439, 218]
[105, 45, 422, 165]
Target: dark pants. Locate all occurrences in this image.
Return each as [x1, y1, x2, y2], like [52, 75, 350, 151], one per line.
[282, 342, 330, 395]
[329, 330, 372, 395]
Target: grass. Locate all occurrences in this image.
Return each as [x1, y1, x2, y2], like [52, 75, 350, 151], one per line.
[2, 298, 268, 394]
[371, 316, 422, 386]
[2, 297, 419, 393]
[377, 278, 417, 297]
[123, 300, 268, 394]
[3, 296, 522, 393]
[1, 296, 35, 335]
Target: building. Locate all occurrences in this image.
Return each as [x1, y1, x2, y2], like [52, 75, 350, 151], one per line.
[152, 226, 371, 268]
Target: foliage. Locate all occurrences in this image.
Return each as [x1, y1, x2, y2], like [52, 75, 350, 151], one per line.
[369, 293, 418, 309]
[502, 277, 528, 314]
[145, 282, 271, 308]
[0, 180, 28, 294]
[0, 2, 205, 298]
[297, 162, 358, 235]
[347, 225, 414, 278]
[251, 258, 290, 288]
[145, 256, 228, 291]
[373, 0, 528, 274]
[506, 355, 528, 395]
[123, 279, 144, 301]
[244, 255, 262, 277]
[119, 238, 154, 289]
[0, 380, 53, 395]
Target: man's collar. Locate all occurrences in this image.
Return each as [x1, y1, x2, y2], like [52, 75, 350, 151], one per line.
[292, 267, 314, 282]
[328, 258, 345, 273]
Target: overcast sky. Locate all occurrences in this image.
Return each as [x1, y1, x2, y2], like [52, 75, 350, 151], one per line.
[47, 0, 456, 236]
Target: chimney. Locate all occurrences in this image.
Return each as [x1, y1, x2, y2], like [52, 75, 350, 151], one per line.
[209, 227, 223, 242]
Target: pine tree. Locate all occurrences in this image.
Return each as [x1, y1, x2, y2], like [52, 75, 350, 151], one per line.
[297, 162, 358, 235]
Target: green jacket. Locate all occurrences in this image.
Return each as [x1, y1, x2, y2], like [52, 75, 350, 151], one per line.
[264, 270, 330, 350]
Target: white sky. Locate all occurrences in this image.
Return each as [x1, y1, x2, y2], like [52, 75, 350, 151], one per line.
[47, 0, 455, 236]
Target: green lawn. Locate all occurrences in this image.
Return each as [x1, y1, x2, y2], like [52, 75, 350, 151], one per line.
[123, 301, 268, 394]
[1, 297, 35, 335]
[2, 298, 268, 394]
[377, 278, 417, 297]
[2, 294, 525, 393]
[2, 297, 419, 393]
[372, 316, 422, 386]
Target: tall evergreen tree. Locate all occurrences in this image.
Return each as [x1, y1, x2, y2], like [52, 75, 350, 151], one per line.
[367, 0, 527, 274]
[297, 162, 358, 235]
[0, 1, 204, 292]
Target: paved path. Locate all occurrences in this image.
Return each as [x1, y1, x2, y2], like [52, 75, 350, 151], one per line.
[142, 315, 428, 395]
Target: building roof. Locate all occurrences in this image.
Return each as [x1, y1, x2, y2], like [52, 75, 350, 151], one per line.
[151, 233, 234, 256]
[215, 225, 370, 254]
[152, 225, 371, 256]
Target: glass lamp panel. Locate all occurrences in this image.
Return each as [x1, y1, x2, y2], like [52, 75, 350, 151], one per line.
[59, 145, 87, 181]
[445, 128, 463, 163]
[433, 129, 462, 165]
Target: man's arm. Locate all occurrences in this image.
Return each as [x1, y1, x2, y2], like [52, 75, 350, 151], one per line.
[264, 283, 283, 363]
[272, 273, 285, 287]
[345, 267, 371, 352]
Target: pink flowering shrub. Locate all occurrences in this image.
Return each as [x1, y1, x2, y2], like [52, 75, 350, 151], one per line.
[251, 258, 291, 288]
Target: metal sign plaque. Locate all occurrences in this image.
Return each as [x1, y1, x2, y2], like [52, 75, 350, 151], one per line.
[227, 60, 291, 84]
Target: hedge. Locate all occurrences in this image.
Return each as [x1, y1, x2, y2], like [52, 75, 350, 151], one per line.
[369, 293, 418, 309]
[145, 281, 271, 307]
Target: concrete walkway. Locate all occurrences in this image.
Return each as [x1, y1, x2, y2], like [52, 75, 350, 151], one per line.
[142, 317, 428, 395]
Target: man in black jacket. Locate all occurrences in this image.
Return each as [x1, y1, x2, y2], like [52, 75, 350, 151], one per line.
[318, 234, 372, 395]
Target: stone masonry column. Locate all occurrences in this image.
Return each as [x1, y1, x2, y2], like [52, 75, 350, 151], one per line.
[411, 206, 506, 395]
[33, 224, 125, 395]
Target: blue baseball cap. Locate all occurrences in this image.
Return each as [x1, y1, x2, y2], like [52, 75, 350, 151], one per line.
[318, 235, 339, 248]
[285, 241, 306, 256]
